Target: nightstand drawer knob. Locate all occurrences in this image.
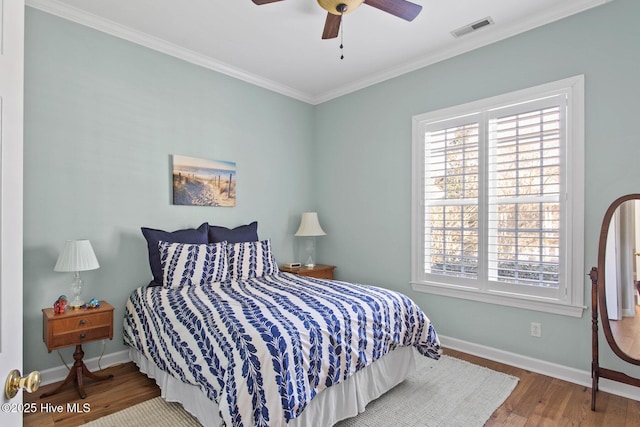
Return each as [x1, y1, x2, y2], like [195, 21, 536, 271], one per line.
[79, 333, 86, 339]
[79, 319, 86, 326]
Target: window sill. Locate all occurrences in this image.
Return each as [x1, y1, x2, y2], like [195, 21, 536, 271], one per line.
[411, 281, 585, 318]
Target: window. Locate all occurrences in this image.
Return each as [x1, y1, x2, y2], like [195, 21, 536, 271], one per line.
[411, 76, 585, 317]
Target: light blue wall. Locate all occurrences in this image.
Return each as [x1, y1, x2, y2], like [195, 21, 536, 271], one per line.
[24, 0, 640, 381]
[315, 0, 640, 375]
[23, 9, 315, 372]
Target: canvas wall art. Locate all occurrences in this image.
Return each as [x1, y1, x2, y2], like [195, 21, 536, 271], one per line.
[172, 155, 236, 207]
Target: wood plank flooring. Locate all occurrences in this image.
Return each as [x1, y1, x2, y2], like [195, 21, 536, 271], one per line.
[23, 348, 640, 426]
[449, 349, 640, 426]
[23, 362, 160, 426]
[609, 304, 640, 359]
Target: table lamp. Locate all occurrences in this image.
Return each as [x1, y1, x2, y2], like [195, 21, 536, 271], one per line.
[54, 240, 100, 308]
[294, 212, 326, 268]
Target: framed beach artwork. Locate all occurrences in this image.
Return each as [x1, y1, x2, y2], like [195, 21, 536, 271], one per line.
[172, 155, 237, 207]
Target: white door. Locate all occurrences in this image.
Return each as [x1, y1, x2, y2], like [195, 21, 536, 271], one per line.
[605, 213, 621, 320]
[0, 0, 25, 425]
[619, 201, 636, 317]
[635, 200, 640, 283]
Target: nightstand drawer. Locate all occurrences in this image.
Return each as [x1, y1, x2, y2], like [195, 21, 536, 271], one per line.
[49, 312, 112, 333]
[279, 264, 335, 280]
[49, 325, 112, 349]
[304, 269, 334, 279]
[42, 301, 115, 352]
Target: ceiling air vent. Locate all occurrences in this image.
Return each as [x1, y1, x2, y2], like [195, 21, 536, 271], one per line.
[451, 17, 494, 38]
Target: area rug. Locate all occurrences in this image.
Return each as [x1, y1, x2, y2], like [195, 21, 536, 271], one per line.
[82, 355, 518, 427]
[336, 355, 519, 427]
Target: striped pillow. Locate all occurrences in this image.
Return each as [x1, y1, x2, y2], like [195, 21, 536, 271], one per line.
[159, 241, 229, 288]
[227, 239, 279, 279]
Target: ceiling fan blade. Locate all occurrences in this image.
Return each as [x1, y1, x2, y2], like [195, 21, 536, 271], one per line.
[252, 0, 285, 4]
[364, 0, 422, 21]
[322, 13, 341, 39]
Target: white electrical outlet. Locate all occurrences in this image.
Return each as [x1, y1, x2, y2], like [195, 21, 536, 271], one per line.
[530, 322, 542, 337]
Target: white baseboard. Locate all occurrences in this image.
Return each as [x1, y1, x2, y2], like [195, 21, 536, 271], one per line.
[39, 349, 131, 386]
[440, 335, 640, 402]
[39, 338, 640, 402]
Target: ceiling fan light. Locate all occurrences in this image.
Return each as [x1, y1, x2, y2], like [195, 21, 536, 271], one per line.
[318, 0, 365, 15]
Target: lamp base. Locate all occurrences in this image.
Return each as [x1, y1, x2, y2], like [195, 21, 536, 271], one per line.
[69, 299, 84, 309]
[302, 239, 317, 269]
[69, 272, 84, 309]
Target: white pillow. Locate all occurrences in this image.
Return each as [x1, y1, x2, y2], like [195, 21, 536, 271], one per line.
[227, 239, 279, 279]
[159, 241, 228, 288]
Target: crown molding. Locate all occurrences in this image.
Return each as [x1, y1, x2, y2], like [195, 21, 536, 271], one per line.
[312, 0, 614, 104]
[26, 0, 613, 105]
[25, 0, 315, 104]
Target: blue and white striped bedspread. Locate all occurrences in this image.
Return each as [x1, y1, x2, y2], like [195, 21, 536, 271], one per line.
[124, 272, 441, 427]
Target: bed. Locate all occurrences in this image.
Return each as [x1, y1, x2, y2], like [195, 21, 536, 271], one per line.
[125, 227, 441, 427]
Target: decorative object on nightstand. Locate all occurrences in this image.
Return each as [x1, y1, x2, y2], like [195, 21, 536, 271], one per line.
[53, 295, 68, 314]
[294, 212, 326, 268]
[40, 301, 114, 399]
[283, 262, 301, 269]
[280, 264, 336, 280]
[54, 240, 100, 308]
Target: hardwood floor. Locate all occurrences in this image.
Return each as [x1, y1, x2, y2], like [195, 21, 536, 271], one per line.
[23, 362, 160, 426]
[610, 304, 640, 359]
[448, 349, 640, 426]
[23, 348, 640, 426]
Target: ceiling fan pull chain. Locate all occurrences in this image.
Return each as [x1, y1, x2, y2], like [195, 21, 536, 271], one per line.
[340, 12, 344, 60]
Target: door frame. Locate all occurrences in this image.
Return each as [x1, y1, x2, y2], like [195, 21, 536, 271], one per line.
[0, 0, 25, 425]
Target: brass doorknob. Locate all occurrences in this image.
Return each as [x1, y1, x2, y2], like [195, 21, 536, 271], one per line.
[5, 369, 41, 399]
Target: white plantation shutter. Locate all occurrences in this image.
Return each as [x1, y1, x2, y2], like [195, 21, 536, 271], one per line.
[487, 96, 565, 298]
[412, 76, 584, 316]
[424, 117, 480, 280]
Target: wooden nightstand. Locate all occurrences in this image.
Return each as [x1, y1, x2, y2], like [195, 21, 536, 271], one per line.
[280, 264, 336, 280]
[41, 301, 114, 399]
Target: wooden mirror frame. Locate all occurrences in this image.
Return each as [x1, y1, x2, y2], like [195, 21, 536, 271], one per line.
[590, 193, 640, 410]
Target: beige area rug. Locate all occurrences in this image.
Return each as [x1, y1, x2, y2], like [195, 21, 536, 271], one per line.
[335, 355, 519, 427]
[81, 395, 200, 427]
[82, 355, 518, 427]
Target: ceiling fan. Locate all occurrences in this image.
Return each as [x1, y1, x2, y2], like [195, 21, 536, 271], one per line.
[251, 0, 423, 40]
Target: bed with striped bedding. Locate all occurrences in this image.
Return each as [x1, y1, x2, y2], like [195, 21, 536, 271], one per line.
[124, 272, 441, 427]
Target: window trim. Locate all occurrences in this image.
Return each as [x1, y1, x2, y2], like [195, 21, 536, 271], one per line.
[411, 76, 585, 317]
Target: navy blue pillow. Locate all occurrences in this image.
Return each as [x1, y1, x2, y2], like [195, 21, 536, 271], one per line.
[208, 221, 258, 244]
[141, 223, 209, 286]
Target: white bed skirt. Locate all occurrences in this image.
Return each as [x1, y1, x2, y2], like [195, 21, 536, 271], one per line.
[130, 346, 416, 427]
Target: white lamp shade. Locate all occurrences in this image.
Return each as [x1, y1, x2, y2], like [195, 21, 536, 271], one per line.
[294, 212, 326, 237]
[54, 240, 100, 272]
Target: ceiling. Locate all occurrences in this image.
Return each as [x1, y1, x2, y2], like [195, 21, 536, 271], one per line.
[26, 0, 610, 104]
